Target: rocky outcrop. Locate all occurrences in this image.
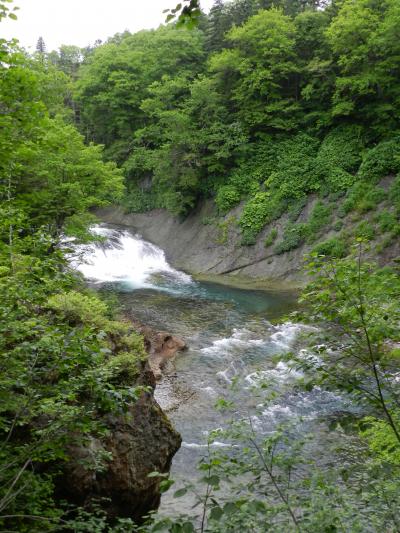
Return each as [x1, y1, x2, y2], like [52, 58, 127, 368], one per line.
[96, 191, 400, 287]
[96, 201, 307, 286]
[124, 312, 187, 379]
[57, 327, 183, 523]
[61, 390, 180, 522]
[134, 322, 187, 380]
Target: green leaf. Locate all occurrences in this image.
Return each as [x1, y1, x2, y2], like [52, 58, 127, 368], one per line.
[209, 506, 223, 521]
[173, 487, 188, 498]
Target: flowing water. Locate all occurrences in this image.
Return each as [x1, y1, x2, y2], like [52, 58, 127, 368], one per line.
[75, 224, 356, 516]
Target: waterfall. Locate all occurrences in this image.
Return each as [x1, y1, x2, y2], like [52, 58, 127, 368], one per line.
[73, 225, 192, 289]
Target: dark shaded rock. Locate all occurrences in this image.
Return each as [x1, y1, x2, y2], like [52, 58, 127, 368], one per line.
[56, 321, 184, 524]
[60, 388, 181, 523]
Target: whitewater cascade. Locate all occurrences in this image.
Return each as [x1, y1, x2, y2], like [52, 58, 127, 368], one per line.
[74, 225, 192, 289]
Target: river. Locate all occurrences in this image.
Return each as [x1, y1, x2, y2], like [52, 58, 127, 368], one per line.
[75, 224, 355, 518]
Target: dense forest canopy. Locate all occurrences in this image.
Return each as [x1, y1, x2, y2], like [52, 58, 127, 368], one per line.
[1, 0, 400, 530]
[58, 0, 400, 263]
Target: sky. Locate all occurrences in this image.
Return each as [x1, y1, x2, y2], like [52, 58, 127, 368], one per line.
[2, 0, 214, 52]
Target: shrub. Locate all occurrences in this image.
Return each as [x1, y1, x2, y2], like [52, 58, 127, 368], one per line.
[215, 185, 241, 213]
[265, 133, 321, 200]
[389, 175, 400, 213]
[274, 223, 307, 254]
[239, 193, 286, 240]
[47, 291, 110, 328]
[216, 217, 236, 244]
[359, 138, 400, 183]
[375, 209, 398, 233]
[313, 126, 364, 194]
[228, 170, 260, 195]
[105, 352, 142, 384]
[324, 167, 356, 192]
[241, 230, 257, 246]
[312, 237, 348, 258]
[264, 228, 278, 247]
[288, 196, 307, 222]
[234, 136, 282, 185]
[339, 183, 387, 216]
[355, 221, 375, 241]
[333, 220, 344, 231]
[124, 187, 159, 213]
[317, 125, 364, 174]
[305, 201, 333, 242]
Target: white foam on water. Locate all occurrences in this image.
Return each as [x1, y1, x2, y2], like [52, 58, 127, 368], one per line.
[269, 322, 304, 350]
[297, 348, 322, 365]
[182, 441, 232, 449]
[245, 361, 303, 387]
[201, 328, 264, 357]
[216, 362, 239, 384]
[261, 404, 293, 418]
[73, 225, 192, 288]
[200, 386, 218, 397]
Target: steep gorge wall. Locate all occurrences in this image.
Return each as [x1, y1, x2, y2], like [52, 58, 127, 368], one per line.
[97, 196, 399, 287]
[97, 199, 390, 286]
[97, 203, 305, 286]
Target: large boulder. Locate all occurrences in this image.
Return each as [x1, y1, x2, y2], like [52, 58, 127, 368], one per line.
[56, 319, 184, 524]
[128, 318, 187, 380]
[61, 386, 181, 522]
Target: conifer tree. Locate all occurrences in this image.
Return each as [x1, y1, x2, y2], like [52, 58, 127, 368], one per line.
[36, 35, 46, 54]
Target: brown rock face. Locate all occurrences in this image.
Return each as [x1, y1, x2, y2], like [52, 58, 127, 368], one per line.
[130, 320, 187, 380]
[61, 387, 181, 523]
[56, 320, 185, 523]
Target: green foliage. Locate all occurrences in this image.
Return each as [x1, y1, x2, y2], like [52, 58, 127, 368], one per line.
[70, 0, 400, 239]
[0, 259, 146, 531]
[274, 222, 306, 254]
[0, 18, 142, 530]
[389, 174, 400, 213]
[361, 416, 400, 466]
[287, 195, 307, 222]
[305, 200, 332, 242]
[355, 220, 375, 241]
[239, 192, 286, 244]
[3, 0, 400, 527]
[264, 227, 278, 247]
[339, 182, 387, 216]
[47, 290, 109, 326]
[221, 8, 300, 131]
[105, 352, 142, 385]
[215, 216, 235, 245]
[358, 138, 400, 183]
[265, 133, 321, 199]
[315, 125, 364, 193]
[124, 187, 160, 213]
[317, 125, 364, 174]
[312, 236, 348, 258]
[273, 201, 332, 254]
[326, 0, 400, 134]
[300, 249, 400, 439]
[375, 209, 399, 233]
[215, 184, 241, 213]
